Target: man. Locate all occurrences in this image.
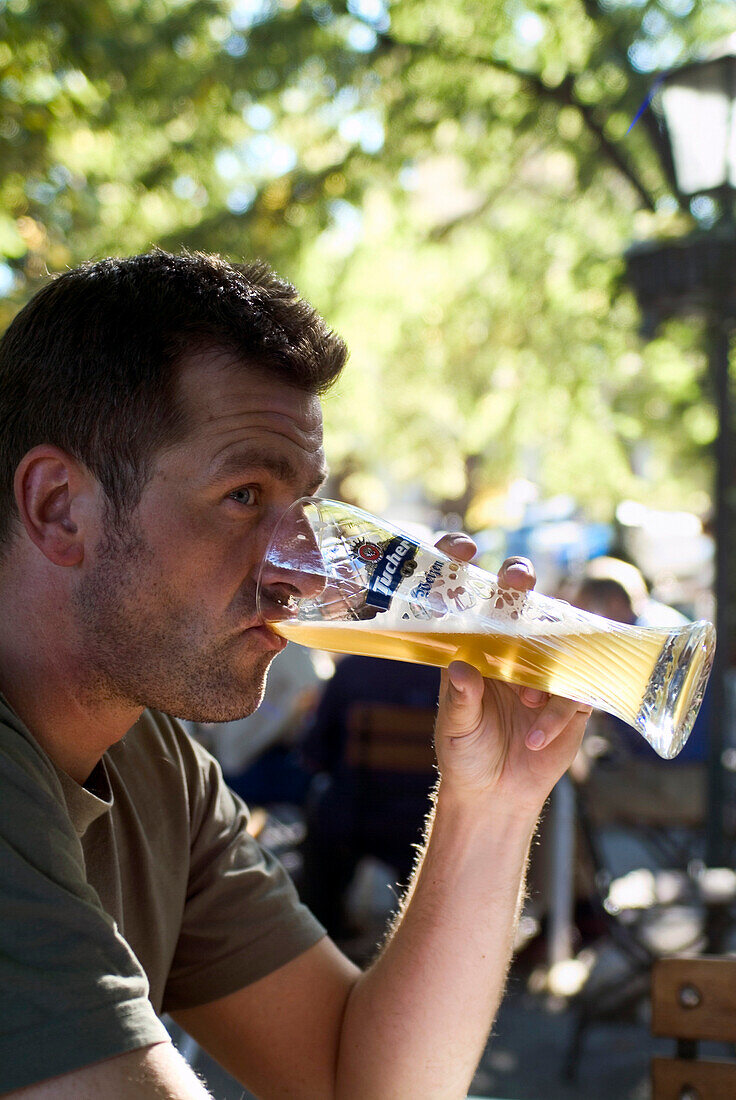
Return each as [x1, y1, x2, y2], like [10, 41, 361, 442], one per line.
[576, 556, 689, 630]
[0, 250, 590, 1099]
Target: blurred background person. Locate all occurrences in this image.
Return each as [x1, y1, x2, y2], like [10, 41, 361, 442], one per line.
[576, 555, 690, 631]
[297, 655, 441, 945]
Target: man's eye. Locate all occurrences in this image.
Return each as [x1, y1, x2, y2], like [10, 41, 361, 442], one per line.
[228, 486, 259, 506]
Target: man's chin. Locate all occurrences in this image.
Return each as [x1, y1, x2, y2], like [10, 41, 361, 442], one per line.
[169, 658, 272, 725]
[172, 695, 263, 725]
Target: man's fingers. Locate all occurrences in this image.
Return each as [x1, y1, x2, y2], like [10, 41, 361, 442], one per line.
[524, 695, 592, 751]
[434, 532, 477, 563]
[432, 540, 537, 598]
[497, 556, 536, 593]
[438, 661, 485, 736]
[511, 685, 549, 707]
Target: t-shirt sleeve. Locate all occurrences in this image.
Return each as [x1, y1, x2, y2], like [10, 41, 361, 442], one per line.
[0, 720, 169, 1095]
[162, 731, 326, 1013]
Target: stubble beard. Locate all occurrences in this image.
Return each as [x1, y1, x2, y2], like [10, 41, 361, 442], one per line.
[72, 516, 271, 723]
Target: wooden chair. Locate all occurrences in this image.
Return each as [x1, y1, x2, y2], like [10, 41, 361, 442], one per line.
[651, 956, 736, 1099]
[345, 702, 437, 774]
[562, 770, 708, 1080]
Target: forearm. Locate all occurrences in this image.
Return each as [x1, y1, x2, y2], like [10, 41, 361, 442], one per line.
[7, 1042, 213, 1100]
[336, 784, 539, 1100]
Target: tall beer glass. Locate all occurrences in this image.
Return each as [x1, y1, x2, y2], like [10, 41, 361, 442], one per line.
[256, 498, 715, 759]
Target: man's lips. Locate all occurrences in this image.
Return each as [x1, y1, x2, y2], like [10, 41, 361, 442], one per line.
[245, 622, 288, 652]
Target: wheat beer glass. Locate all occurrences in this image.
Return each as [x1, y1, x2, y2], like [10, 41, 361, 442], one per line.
[257, 498, 715, 759]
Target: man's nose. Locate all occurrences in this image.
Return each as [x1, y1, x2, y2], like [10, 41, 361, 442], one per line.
[257, 508, 327, 616]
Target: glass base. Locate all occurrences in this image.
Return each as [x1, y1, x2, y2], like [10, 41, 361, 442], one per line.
[634, 620, 716, 759]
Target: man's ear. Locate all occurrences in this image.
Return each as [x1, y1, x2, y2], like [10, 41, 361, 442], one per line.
[13, 445, 98, 567]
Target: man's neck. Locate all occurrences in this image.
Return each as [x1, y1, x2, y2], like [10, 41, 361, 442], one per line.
[0, 569, 142, 784]
[1, 666, 143, 784]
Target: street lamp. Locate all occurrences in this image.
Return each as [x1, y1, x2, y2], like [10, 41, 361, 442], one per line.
[658, 35, 736, 204]
[625, 37, 736, 877]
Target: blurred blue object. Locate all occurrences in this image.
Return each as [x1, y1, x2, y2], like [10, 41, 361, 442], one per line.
[475, 519, 614, 576]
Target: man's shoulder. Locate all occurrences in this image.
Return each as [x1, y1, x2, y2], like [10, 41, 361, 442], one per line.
[0, 696, 92, 902]
[0, 694, 62, 798]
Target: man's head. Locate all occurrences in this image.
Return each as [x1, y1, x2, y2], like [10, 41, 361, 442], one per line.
[574, 577, 636, 625]
[0, 249, 346, 548]
[575, 556, 649, 625]
[0, 251, 346, 723]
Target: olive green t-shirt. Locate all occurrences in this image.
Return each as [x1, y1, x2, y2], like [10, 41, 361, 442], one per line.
[0, 697, 325, 1095]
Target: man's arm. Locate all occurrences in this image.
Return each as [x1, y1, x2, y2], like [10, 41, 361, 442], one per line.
[173, 938, 360, 1099]
[6, 1042, 213, 1100]
[335, 662, 588, 1098]
[174, 548, 588, 1100]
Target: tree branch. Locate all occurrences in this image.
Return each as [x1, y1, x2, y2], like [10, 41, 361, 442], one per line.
[576, 0, 683, 200]
[379, 31, 658, 212]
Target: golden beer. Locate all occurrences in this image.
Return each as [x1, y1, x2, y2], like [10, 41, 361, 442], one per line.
[271, 618, 712, 759]
[259, 497, 716, 759]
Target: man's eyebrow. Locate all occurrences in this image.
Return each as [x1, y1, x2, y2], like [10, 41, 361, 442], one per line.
[210, 447, 328, 491]
[210, 449, 297, 483]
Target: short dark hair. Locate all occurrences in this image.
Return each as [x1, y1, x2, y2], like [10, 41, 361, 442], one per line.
[0, 250, 347, 546]
[577, 577, 633, 610]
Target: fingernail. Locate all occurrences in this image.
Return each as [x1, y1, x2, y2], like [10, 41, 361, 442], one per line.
[527, 729, 545, 750]
[523, 688, 545, 705]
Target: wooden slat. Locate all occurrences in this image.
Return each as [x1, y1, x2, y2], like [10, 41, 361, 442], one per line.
[652, 957, 736, 1042]
[652, 1056, 736, 1098]
[346, 704, 436, 772]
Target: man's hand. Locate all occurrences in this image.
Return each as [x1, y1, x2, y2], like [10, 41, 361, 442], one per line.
[433, 534, 591, 817]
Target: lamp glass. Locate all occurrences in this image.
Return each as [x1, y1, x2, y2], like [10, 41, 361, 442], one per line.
[660, 54, 736, 196]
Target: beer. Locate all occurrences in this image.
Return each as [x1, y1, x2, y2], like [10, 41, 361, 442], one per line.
[258, 497, 716, 759]
[270, 617, 713, 759]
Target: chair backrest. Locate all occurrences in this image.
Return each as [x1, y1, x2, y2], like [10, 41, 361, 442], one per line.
[337, 701, 437, 873]
[651, 956, 736, 1099]
[345, 703, 437, 773]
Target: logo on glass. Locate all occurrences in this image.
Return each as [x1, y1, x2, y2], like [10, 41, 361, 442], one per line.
[357, 536, 419, 611]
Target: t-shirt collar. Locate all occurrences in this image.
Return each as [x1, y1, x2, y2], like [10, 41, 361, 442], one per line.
[53, 759, 114, 838]
[0, 689, 114, 837]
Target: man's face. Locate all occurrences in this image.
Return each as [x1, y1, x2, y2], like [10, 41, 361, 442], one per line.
[72, 348, 327, 722]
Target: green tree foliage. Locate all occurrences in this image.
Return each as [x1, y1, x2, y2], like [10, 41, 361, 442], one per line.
[1, 0, 732, 524]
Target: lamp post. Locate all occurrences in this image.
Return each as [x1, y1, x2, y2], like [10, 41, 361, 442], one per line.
[625, 37, 736, 873]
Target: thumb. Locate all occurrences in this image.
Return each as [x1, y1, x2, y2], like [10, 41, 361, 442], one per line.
[438, 661, 485, 738]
